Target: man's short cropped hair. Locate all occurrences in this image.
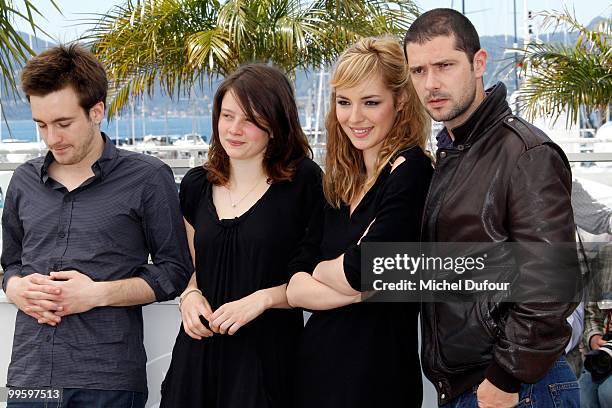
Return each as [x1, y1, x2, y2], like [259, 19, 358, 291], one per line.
[404, 8, 481, 63]
[20, 43, 107, 112]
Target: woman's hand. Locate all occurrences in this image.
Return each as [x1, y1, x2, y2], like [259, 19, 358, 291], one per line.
[180, 291, 215, 340]
[210, 291, 268, 335]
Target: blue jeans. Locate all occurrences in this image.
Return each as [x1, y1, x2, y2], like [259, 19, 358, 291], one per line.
[6, 388, 147, 408]
[442, 357, 580, 407]
[579, 369, 612, 408]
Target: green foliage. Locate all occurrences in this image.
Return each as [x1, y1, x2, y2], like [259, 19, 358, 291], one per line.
[84, 0, 419, 119]
[0, 1, 60, 95]
[517, 9, 611, 127]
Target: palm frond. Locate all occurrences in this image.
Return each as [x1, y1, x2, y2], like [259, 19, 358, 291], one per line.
[86, 0, 420, 118]
[186, 28, 232, 74]
[0, 0, 60, 97]
[518, 10, 611, 126]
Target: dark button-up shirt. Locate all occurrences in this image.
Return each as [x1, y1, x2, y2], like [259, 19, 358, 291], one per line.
[436, 127, 453, 149]
[1, 134, 192, 392]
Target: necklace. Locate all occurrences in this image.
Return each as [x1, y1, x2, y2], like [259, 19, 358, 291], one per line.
[227, 177, 265, 208]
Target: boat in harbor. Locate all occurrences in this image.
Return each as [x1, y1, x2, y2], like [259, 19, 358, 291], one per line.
[172, 133, 209, 158]
[0, 139, 47, 163]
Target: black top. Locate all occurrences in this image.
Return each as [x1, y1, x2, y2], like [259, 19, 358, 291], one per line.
[161, 157, 324, 408]
[295, 147, 433, 408]
[1, 133, 192, 392]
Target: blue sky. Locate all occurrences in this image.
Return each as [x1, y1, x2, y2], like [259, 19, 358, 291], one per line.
[13, 0, 612, 43]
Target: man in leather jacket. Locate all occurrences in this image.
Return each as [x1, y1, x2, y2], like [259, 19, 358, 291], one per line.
[404, 9, 580, 408]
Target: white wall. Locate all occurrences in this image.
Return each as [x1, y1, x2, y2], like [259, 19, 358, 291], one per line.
[1, 296, 437, 407]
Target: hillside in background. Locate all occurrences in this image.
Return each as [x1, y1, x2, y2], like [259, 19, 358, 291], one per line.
[1, 16, 604, 122]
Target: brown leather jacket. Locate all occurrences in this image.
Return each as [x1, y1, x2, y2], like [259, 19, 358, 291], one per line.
[420, 82, 577, 405]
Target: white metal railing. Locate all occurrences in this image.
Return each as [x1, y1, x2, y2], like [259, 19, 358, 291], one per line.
[0, 151, 608, 173]
[0, 144, 209, 155]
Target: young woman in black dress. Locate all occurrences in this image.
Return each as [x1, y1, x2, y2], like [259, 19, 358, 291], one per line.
[287, 36, 433, 407]
[160, 64, 323, 408]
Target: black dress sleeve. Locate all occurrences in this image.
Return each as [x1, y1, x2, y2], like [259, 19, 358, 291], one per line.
[179, 166, 207, 227]
[343, 148, 433, 290]
[286, 158, 326, 279]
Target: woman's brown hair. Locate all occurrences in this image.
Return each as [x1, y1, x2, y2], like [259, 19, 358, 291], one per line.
[323, 36, 430, 208]
[206, 64, 312, 185]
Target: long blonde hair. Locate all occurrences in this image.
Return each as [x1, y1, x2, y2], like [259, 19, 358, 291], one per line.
[323, 36, 430, 208]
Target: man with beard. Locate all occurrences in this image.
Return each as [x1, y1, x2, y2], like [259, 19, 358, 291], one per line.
[2, 44, 191, 407]
[404, 9, 580, 408]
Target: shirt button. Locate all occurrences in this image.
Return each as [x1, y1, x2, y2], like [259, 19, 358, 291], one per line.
[439, 151, 447, 159]
[457, 144, 465, 151]
[438, 382, 443, 388]
[63, 196, 72, 203]
[45, 335, 51, 342]
[441, 393, 446, 399]
[58, 232, 65, 238]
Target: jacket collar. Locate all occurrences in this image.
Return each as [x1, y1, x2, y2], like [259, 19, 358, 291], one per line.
[449, 82, 512, 146]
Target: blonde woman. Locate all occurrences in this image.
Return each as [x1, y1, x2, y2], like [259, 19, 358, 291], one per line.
[287, 37, 432, 407]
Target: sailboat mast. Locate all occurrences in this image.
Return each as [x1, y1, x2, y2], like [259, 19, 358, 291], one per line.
[314, 66, 325, 145]
[0, 86, 3, 142]
[29, 33, 40, 143]
[141, 94, 146, 137]
[513, 0, 519, 95]
[523, 0, 531, 47]
[131, 99, 136, 145]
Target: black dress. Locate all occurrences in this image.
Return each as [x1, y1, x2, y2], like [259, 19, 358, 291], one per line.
[294, 147, 433, 408]
[160, 158, 323, 408]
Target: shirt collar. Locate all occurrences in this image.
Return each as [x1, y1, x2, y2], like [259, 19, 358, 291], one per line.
[36, 132, 117, 183]
[436, 127, 453, 149]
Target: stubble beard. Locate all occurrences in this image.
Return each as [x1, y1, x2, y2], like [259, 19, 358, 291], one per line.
[426, 82, 477, 124]
[54, 123, 99, 166]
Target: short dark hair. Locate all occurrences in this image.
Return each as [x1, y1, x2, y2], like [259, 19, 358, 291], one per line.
[207, 63, 312, 185]
[404, 8, 481, 62]
[20, 43, 107, 112]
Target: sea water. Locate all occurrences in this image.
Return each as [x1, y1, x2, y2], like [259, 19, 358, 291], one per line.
[1, 117, 214, 143]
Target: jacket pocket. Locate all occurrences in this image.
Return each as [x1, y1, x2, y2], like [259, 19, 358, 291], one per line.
[435, 302, 496, 370]
[476, 299, 503, 338]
